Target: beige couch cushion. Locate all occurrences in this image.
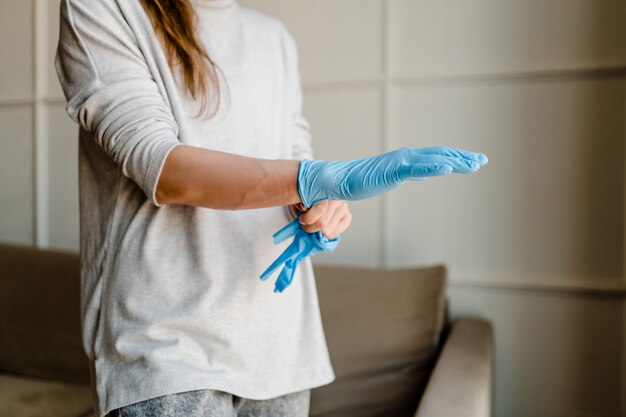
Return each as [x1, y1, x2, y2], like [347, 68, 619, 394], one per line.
[0, 374, 93, 417]
[310, 265, 447, 417]
[0, 244, 90, 386]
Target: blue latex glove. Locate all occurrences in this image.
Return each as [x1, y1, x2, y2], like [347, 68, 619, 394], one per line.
[297, 146, 488, 208]
[260, 216, 340, 293]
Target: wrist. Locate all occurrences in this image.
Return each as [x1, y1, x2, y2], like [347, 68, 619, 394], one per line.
[297, 159, 313, 208]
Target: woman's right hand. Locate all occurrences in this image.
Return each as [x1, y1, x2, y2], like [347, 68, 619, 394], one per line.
[295, 200, 352, 240]
[297, 146, 488, 208]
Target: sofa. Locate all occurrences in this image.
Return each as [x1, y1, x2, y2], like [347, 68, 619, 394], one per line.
[0, 243, 492, 417]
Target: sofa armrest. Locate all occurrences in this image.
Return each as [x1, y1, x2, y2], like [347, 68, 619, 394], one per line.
[415, 318, 493, 417]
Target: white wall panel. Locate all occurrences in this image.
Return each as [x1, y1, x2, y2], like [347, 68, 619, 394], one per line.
[304, 87, 382, 267]
[0, 0, 33, 100]
[449, 286, 623, 417]
[387, 79, 624, 279]
[388, 0, 626, 77]
[238, 0, 383, 84]
[0, 107, 34, 245]
[47, 104, 79, 251]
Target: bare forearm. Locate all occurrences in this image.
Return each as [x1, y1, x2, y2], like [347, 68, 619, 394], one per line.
[155, 145, 302, 209]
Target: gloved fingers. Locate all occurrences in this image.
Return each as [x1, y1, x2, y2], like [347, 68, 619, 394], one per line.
[411, 146, 488, 166]
[413, 154, 480, 173]
[395, 163, 453, 180]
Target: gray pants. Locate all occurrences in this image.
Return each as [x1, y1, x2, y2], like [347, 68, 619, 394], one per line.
[106, 389, 311, 417]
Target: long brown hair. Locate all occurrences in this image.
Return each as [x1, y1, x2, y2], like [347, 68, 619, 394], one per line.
[140, 0, 223, 119]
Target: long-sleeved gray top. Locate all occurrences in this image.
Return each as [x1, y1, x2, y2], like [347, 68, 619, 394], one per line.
[55, 0, 335, 415]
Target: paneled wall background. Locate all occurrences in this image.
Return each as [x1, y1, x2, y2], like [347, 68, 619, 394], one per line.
[0, 0, 624, 416]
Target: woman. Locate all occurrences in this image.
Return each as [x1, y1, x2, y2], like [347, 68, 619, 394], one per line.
[55, 0, 487, 416]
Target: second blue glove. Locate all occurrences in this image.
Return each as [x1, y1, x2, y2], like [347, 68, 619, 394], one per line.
[260, 216, 340, 293]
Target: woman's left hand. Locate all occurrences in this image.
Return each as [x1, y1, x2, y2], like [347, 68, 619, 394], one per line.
[289, 200, 352, 240]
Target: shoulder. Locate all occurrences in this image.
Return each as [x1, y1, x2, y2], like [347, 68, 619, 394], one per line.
[60, 0, 145, 30]
[59, 0, 131, 35]
[58, 0, 145, 56]
[60, 0, 121, 17]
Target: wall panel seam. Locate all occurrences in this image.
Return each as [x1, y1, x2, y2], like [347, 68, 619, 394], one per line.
[299, 65, 626, 90]
[31, 0, 38, 246]
[380, 0, 391, 268]
[33, 0, 49, 248]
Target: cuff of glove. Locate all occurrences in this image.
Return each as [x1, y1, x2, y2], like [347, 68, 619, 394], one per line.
[297, 159, 314, 208]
